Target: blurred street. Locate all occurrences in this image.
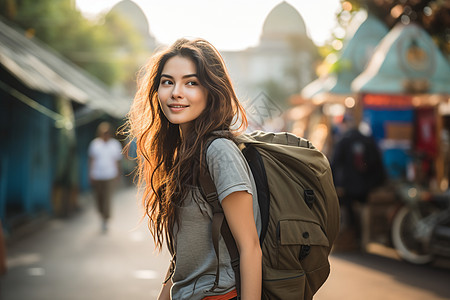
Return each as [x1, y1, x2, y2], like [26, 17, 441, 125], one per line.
[1, 185, 449, 300]
[1, 185, 172, 300]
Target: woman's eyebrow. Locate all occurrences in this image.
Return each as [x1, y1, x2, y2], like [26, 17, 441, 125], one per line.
[161, 74, 198, 79]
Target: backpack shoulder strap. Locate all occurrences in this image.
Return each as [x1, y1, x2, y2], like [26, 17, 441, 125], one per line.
[199, 136, 241, 296]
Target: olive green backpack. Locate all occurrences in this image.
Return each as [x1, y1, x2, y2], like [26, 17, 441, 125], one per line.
[199, 131, 340, 300]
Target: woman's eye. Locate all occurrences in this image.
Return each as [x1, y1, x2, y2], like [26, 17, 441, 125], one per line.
[187, 81, 198, 86]
[161, 79, 172, 85]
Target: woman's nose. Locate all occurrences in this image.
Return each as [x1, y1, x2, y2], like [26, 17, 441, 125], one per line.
[171, 84, 182, 99]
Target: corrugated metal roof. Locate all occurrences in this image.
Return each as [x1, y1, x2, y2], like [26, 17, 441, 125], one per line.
[0, 18, 130, 118]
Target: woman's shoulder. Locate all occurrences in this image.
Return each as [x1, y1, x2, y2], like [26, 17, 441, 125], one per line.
[209, 136, 236, 147]
[205, 137, 247, 175]
[207, 137, 239, 156]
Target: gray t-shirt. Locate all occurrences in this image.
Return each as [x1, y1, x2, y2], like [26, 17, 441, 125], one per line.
[171, 138, 261, 300]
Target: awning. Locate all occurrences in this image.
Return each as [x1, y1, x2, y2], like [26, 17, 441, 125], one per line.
[0, 18, 130, 118]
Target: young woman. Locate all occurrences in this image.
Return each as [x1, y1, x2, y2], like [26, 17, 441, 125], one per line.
[126, 38, 262, 300]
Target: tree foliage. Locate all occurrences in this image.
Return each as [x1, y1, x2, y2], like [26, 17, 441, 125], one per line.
[316, 0, 449, 76]
[334, 0, 449, 55]
[0, 0, 147, 89]
[356, 0, 444, 55]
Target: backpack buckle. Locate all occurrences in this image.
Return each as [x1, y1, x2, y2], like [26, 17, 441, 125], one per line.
[230, 257, 240, 268]
[304, 189, 316, 208]
[205, 192, 222, 213]
[299, 245, 311, 260]
[205, 192, 217, 203]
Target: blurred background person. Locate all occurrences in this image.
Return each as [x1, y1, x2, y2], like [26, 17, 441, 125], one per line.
[331, 114, 386, 250]
[88, 122, 123, 233]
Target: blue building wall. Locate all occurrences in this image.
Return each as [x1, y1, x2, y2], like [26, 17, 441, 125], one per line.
[1, 69, 125, 229]
[0, 71, 55, 225]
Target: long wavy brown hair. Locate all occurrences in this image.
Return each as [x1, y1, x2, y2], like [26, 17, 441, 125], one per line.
[125, 38, 247, 251]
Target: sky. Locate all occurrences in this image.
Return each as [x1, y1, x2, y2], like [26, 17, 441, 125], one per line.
[75, 0, 342, 51]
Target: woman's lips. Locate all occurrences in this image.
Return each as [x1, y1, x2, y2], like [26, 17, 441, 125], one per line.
[168, 104, 189, 112]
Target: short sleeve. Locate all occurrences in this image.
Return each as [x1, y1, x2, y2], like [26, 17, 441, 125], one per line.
[206, 138, 254, 203]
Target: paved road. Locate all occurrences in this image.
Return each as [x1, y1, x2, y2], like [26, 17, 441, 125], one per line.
[317, 247, 450, 300]
[1, 186, 449, 300]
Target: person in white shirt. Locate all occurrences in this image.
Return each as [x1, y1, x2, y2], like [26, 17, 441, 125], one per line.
[88, 122, 123, 233]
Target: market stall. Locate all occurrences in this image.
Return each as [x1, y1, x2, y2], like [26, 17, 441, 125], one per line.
[352, 22, 450, 191]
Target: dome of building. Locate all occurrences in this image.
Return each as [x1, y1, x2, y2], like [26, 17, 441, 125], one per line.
[110, 0, 149, 36]
[261, 1, 307, 39]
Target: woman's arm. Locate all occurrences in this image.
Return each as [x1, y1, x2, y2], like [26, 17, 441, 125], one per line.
[221, 191, 262, 300]
[157, 277, 172, 300]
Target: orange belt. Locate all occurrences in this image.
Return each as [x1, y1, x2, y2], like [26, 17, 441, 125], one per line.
[202, 289, 237, 300]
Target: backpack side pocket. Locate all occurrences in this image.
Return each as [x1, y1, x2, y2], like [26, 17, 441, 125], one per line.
[277, 219, 331, 297]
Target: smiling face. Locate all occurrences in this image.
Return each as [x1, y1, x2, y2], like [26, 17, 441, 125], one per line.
[157, 55, 208, 133]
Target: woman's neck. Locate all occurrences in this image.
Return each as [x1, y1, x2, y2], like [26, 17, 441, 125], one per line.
[179, 123, 193, 140]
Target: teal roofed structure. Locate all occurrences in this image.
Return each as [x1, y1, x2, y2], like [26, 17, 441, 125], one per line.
[352, 22, 450, 95]
[301, 12, 388, 101]
[326, 12, 389, 95]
